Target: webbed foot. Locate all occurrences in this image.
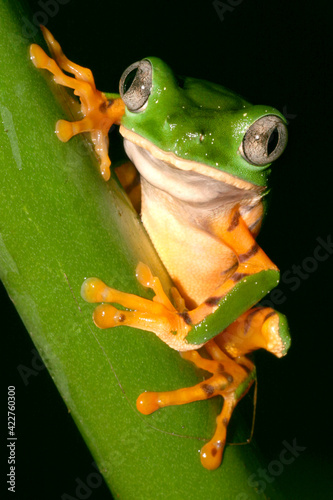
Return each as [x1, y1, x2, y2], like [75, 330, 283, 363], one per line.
[137, 340, 255, 469]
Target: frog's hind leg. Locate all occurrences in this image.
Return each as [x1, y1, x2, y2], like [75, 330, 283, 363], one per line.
[135, 305, 288, 470]
[137, 339, 255, 470]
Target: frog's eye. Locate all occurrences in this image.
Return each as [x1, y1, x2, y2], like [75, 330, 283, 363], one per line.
[240, 115, 288, 166]
[119, 60, 152, 113]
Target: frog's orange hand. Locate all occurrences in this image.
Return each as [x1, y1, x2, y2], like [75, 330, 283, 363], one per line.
[137, 339, 255, 470]
[81, 262, 193, 351]
[30, 26, 125, 181]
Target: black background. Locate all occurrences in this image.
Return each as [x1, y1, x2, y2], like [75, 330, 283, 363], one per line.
[2, 0, 332, 498]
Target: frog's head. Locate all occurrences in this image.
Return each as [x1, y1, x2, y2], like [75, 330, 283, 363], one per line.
[118, 57, 287, 192]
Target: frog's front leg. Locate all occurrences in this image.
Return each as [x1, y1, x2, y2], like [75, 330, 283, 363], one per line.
[186, 206, 279, 326]
[30, 26, 125, 180]
[82, 206, 283, 351]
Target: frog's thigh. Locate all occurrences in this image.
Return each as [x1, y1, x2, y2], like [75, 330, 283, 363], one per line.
[137, 340, 255, 470]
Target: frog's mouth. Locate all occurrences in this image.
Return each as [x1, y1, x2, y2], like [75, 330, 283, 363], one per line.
[120, 126, 264, 207]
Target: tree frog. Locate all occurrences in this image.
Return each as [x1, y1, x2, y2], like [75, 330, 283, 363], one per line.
[30, 27, 290, 470]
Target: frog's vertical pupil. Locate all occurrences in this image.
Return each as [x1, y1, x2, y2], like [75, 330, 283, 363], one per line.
[123, 68, 138, 94]
[240, 116, 287, 166]
[267, 127, 279, 156]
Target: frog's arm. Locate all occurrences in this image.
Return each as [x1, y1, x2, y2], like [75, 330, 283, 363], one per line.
[82, 208, 285, 353]
[30, 26, 125, 181]
[184, 206, 281, 345]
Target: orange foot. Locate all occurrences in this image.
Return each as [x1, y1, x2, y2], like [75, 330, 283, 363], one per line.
[137, 340, 255, 470]
[81, 258, 289, 469]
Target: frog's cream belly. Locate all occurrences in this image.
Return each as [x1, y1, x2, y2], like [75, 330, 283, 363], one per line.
[141, 187, 237, 308]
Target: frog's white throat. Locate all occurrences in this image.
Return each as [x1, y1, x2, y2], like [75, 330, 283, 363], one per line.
[122, 136, 263, 209]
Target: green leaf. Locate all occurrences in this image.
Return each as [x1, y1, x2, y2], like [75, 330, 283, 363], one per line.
[0, 2, 286, 498]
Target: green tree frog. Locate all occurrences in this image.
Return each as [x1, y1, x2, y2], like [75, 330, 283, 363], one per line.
[30, 27, 291, 470]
